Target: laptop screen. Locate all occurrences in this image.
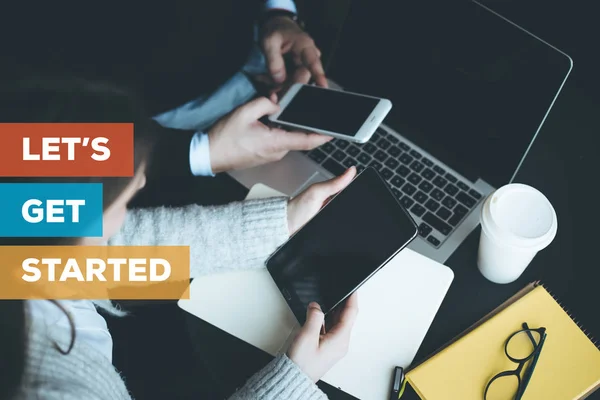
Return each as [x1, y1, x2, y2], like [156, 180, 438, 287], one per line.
[326, 0, 572, 188]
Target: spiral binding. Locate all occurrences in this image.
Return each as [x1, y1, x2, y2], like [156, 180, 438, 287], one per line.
[536, 281, 599, 349]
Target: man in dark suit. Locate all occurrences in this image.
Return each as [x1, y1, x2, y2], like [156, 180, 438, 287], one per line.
[3, 1, 331, 177]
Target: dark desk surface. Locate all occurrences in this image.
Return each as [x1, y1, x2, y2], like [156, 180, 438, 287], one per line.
[112, 1, 600, 398]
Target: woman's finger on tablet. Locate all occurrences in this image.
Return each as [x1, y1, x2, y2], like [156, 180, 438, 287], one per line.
[287, 166, 356, 234]
[319, 167, 357, 205]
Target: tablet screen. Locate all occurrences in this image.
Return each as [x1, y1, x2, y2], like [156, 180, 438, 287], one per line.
[266, 168, 418, 324]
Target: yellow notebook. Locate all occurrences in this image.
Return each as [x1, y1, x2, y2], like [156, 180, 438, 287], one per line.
[403, 282, 600, 400]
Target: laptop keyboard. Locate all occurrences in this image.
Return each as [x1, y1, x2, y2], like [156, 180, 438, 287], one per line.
[304, 128, 483, 248]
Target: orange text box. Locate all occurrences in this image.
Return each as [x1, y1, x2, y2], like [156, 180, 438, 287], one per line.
[0, 123, 134, 177]
[0, 246, 190, 299]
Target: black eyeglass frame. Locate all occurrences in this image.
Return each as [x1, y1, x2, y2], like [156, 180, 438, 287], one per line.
[484, 322, 547, 400]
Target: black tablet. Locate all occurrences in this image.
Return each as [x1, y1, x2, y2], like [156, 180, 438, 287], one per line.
[266, 167, 418, 325]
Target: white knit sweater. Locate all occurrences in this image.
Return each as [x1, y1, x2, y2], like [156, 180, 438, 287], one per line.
[17, 198, 327, 400]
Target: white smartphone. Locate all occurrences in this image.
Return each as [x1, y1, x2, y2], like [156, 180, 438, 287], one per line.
[268, 83, 392, 143]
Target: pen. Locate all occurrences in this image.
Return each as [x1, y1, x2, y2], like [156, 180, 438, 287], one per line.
[390, 366, 404, 400]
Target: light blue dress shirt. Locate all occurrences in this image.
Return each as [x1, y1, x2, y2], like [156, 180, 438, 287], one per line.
[154, 0, 297, 177]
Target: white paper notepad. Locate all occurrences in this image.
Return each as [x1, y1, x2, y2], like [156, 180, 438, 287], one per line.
[179, 184, 454, 399]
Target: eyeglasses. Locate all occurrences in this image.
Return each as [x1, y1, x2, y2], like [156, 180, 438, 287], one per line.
[484, 322, 547, 400]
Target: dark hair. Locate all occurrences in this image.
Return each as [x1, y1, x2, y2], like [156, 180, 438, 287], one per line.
[0, 77, 159, 246]
[0, 301, 26, 400]
[0, 76, 159, 399]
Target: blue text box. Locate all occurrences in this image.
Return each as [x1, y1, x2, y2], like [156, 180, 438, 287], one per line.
[0, 183, 103, 237]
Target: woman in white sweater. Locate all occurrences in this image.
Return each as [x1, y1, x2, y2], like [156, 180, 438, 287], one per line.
[0, 78, 358, 399]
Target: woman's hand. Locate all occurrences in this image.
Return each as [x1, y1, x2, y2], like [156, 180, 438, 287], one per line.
[285, 166, 358, 381]
[287, 167, 356, 235]
[287, 294, 359, 382]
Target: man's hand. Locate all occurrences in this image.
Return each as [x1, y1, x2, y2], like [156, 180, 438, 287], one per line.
[287, 167, 356, 234]
[208, 97, 331, 173]
[260, 15, 328, 91]
[287, 294, 359, 382]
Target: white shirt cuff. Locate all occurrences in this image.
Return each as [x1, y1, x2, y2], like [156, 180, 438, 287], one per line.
[189, 132, 215, 177]
[264, 0, 297, 14]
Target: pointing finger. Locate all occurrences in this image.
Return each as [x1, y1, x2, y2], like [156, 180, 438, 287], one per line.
[263, 32, 287, 83]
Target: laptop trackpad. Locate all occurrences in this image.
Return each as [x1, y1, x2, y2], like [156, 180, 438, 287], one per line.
[228, 152, 320, 196]
[292, 171, 330, 198]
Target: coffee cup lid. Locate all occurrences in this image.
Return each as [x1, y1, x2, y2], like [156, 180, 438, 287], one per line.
[481, 183, 557, 250]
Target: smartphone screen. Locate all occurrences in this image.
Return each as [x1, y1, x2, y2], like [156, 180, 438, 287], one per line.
[276, 85, 381, 137]
[266, 168, 418, 324]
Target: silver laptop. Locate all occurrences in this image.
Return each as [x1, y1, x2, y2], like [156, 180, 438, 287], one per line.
[230, 0, 572, 263]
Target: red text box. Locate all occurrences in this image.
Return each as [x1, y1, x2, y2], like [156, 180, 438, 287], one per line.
[0, 123, 134, 177]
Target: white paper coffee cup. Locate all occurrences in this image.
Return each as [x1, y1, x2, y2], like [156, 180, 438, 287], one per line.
[477, 183, 557, 284]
